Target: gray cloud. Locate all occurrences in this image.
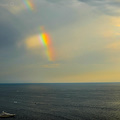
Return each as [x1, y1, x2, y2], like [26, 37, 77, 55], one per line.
[0, 22, 19, 49]
[78, 0, 120, 16]
[0, 7, 24, 50]
[0, 6, 28, 69]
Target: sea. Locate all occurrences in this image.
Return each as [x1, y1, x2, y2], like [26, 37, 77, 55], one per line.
[0, 83, 120, 120]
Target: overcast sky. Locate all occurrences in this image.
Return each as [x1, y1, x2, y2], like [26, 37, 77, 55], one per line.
[0, 0, 120, 83]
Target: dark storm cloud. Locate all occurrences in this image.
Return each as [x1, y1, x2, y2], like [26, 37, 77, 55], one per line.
[0, 6, 28, 69]
[0, 22, 19, 49]
[78, 0, 120, 16]
[0, 7, 24, 50]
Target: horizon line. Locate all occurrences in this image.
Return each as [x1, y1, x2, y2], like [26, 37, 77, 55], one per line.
[0, 82, 120, 84]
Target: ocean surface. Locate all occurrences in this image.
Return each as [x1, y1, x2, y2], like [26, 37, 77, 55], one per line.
[0, 83, 120, 120]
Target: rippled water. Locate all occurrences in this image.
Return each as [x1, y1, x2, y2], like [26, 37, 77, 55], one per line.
[0, 83, 120, 120]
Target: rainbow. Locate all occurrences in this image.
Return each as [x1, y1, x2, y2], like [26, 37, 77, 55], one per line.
[38, 29, 54, 61]
[22, 0, 34, 11]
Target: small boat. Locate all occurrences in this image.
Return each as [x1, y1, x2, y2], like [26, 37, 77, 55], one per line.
[0, 111, 15, 118]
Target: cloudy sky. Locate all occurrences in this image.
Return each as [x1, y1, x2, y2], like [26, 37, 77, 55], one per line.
[0, 0, 120, 83]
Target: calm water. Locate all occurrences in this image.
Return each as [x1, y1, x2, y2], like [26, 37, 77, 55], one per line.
[0, 83, 120, 120]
